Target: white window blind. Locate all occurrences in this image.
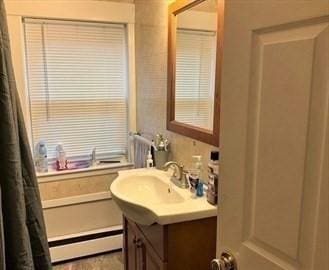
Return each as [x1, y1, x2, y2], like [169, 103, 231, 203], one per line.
[23, 18, 128, 160]
[175, 29, 216, 130]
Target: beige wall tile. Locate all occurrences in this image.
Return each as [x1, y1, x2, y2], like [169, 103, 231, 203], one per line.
[135, 0, 219, 181]
[39, 173, 118, 201]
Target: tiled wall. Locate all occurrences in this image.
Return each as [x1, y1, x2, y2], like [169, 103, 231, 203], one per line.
[38, 174, 118, 201]
[38, 165, 134, 201]
[135, 0, 218, 179]
[38, 169, 131, 238]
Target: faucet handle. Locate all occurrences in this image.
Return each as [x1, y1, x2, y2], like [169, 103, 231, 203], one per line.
[162, 161, 190, 189]
[172, 164, 183, 178]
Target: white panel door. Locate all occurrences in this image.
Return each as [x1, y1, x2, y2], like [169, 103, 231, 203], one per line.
[217, 1, 328, 270]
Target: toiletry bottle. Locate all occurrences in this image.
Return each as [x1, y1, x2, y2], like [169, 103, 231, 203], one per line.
[207, 151, 219, 205]
[35, 141, 48, 173]
[208, 151, 219, 175]
[56, 144, 68, 171]
[146, 150, 154, 168]
[196, 181, 204, 197]
[189, 155, 203, 197]
[193, 155, 203, 178]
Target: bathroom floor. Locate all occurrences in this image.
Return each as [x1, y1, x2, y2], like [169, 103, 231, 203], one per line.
[53, 252, 124, 270]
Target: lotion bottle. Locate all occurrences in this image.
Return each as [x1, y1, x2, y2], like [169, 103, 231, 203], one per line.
[146, 150, 154, 168]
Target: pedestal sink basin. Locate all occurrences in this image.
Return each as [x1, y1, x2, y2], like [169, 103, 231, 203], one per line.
[110, 168, 217, 225]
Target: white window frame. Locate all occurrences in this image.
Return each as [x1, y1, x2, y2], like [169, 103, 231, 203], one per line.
[5, 1, 137, 171]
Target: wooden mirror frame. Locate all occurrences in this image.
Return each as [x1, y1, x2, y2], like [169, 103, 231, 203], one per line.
[167, 0, 224, 146]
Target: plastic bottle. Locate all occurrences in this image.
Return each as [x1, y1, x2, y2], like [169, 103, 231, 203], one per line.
[146, 150, 154, 168]
[56, 144, 68, 171]
[207, 151, 219, 205]
[196, 182, 204, 197]
[193, 155, 203, 178]
[188, 155, 203, 197]
[35, 141, 48, 173]
[208, 151, 219, 175]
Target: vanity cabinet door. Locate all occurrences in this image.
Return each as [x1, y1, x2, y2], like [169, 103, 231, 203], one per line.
[125, 220, 139, 270]
[135, 228, 165, 270]
[144, 247, 166, 270]
[124, 218, 166, 270]
[135, 238, 146, 270]
[124, 217, 216, 270]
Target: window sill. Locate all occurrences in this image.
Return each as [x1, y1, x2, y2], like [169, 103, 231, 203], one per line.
[37, 162, 134, 183]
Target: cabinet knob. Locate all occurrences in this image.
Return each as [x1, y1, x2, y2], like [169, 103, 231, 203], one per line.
[133, 238, 143, 248]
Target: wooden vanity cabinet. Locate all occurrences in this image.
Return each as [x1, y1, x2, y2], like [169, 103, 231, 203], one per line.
[124, 219, 164, 270]
[123, 217, 216, 270]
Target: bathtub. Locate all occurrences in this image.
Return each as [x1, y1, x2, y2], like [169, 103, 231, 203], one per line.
[38, 163, 133, 263]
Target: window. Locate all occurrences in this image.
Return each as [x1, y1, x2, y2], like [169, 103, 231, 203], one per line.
[175, 29, 216, 130]
[23, 18, 128, 161]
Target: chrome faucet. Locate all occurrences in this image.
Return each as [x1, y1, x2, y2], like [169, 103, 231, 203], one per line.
[91, 147, 97, 166]
[162, 161, 189, 189]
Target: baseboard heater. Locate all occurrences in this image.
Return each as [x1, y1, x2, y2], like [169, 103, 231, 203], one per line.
[49, 226, 123, 263]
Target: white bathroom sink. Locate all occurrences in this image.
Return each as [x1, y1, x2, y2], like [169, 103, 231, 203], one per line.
[110, 168, 217, 225]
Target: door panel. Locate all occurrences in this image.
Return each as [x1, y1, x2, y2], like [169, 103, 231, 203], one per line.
[141, 230, 165, 270]
[218, 1, 328, 270]
[313, 131, 328, 270]
[244, 19, 328, 263]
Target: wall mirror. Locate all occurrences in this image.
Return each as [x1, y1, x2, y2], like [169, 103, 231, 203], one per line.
[167, 0, 223, 146]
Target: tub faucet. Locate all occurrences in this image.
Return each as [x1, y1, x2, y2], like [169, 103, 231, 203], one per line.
[162, 161, 189, 189]
[91, 147, 97, 166]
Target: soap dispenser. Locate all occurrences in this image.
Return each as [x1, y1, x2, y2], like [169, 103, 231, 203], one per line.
[193, 155, 203, 178]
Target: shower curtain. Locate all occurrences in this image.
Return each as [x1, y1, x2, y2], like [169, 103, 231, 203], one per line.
[0, 1, 52, 269]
